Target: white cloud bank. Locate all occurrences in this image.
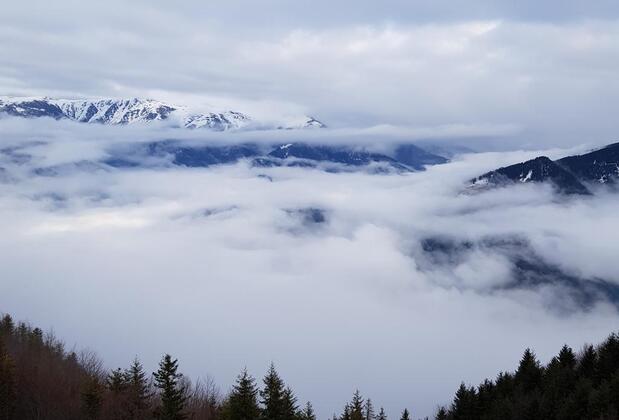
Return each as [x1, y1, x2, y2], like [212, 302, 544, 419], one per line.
[0, 122, 618, 418]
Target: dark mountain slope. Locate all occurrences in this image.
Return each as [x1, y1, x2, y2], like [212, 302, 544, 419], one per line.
[471, 142, 619, 194]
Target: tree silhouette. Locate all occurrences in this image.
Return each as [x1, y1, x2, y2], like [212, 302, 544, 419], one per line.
[81, 376, 103, 420]
[376, 407, 387, 420]
[0, 337, 16, 420]
[399, 408, 410, 420]
[225, 368, 260, 420]
[300, 401, 316, 420]
[260, 363, 286, 420]
[126, 358, 152, 419]
[153, 354, 187, 420]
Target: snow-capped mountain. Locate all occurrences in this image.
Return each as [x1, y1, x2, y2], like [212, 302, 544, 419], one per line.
[471, 142, 619, 194]
[0, 96, 325, 131]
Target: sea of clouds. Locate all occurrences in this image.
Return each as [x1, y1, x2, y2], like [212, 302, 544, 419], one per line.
[1, 118, 618, 418]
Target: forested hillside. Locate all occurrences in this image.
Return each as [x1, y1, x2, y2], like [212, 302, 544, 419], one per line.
[436, 333, 619, 419]
[0, 313, 618, 419]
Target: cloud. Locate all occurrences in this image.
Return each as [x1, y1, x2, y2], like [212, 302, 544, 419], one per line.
[1, 122, 618, 418]
[1, 3, 619, 147]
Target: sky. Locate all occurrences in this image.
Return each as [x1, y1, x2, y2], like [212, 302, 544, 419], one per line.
[1, 0, 619, 146]
[2, 2, 619, 419]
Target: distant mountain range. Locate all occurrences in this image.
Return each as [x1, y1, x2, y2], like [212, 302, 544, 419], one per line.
[0, 96, 325, 131]
[471, 142, 619, 194]
[0, 139, 449, 177]
[101, 141, 449, 173]
[0, 95, 450, 174]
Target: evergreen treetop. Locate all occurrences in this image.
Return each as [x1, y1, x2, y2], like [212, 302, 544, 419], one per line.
[225, 368, 260, 420]
[153, 354, 187, 420]
[399, 408, 410, 420]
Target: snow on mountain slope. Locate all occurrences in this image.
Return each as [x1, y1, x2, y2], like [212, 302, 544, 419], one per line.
[0, 96, 324, 131]
[470, 142, 619, 195]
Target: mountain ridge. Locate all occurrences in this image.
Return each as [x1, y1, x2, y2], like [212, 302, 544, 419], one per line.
[471, 142, 619, 194]
[0, 96, 325, 131]
[100, 141, 448, 173]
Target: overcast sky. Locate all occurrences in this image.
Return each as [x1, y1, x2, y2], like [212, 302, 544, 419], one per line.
[1, 1, 619, 146]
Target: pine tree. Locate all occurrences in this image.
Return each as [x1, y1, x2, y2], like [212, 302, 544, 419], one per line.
[225, 368, 260, 420]
[81, 376, 103, 420]
[282, 386, 298, 419]
[126, 358, 152, 419]
[260, 363, 286, 420]
[364, 398, 375, 420]
[399, 408, 410, 420]
[515, 349, 542, 393]
[451, 383, 477, 420]
[558, 345, 576, 370]
[435, 407, 447, 420]
[29, 327, 43, 348]
[300, 402, 316, 420]
[108, 367, 129, 393]
[577, 344, 597, 379]
[349, 391, 364, 420]
[376, 407, 387, 420]
[153, 354, 187, 420]
[596, 333, 619, 383]
[0, 315, 14, 337]
[0, 337, 16, 420]
[476, 378, 495, 415]
[340, 404, 352, 420]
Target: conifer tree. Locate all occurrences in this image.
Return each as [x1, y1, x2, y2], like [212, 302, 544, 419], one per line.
[225, 368, 260, 420]
[282, 386, 298, 419]
[0, 315, 13, 337]
[364, 398, 375, 420]
[451, 383, 477, 420]
[107, 367, 130, 419]
[577, 344, 597, 379]
[30, 327, 43, 348]
[260, 363, 286, 420]
[376, 407, 387, 420]
[596, 333, 619, 383]
[558, 345, 576, 369]
[515, 348, 542, 393]
[0, 338, 16, 420]
[16, 322, 28, 342]
[126, 358, 152, 419]
[153, 354, 187, 420]
[300, 402, 316, 420]
[349, 390, 364, 420]
[435, 407, 447, 420]
[81, 376, 103, 420]
[108, 367, 129, 393]
[340, 404, 352, 420]
[399, 408, 410, 420]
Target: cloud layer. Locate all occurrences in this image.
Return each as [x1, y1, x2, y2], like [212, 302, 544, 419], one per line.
[1, 121, 618, 418]
[1, 2, 619, 147]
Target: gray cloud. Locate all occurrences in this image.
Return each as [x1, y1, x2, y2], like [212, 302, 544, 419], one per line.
[1, 2, 619, 148]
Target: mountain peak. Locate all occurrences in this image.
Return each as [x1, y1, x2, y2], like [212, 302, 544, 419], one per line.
[470, 142, 619, 195]
[0, 96, 325, 131]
